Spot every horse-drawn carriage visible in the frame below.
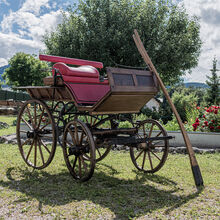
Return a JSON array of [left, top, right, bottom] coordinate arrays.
[[16, 53, 173, 182]]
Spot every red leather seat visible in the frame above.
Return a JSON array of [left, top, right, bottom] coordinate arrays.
[[53, 62, 99, 78], [52, 62, 110, 104]]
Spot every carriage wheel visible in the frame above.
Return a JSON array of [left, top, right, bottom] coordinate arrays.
[[130, 119, 169, 173], [80, 115, 114, 162], [17, 99, 57, 169], [62, 119, 96, 182]]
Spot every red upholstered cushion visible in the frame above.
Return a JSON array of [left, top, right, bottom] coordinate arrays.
[[53, 62, 99, 78], [62, 75, 109, 84], [65, 83, 110, 104]]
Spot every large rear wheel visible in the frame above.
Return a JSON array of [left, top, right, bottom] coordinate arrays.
[[17, 99, 57, 169]]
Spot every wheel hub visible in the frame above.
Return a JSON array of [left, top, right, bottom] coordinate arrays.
[[69, 145, 90, 156]]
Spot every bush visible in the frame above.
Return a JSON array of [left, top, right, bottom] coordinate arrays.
[[192, 105, 220, 132]]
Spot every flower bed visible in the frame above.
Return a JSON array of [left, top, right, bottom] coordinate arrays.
[[192, 105, 220, 132]]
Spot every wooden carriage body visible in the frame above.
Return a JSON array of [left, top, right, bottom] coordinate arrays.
[[19, 55, 159, 115]]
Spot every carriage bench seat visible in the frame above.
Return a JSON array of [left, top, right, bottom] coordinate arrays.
[[43, 62, 110, 105]]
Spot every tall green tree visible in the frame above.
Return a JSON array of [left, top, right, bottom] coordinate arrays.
[[3, 52, 50, 88], [43, 0, 202, 84], [205, 57, 220, 105]]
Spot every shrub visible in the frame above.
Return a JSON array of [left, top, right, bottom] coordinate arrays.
[[192, 105, 220, 132]]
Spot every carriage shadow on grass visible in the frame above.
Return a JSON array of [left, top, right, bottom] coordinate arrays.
[[0, 165, 203, 219]]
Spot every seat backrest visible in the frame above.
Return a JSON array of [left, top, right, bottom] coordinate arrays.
[[53, 62, 99, 79]]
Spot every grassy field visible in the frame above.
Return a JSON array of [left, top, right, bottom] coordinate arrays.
[[0, 143, 219, 219], [0, 116, 16, 136]]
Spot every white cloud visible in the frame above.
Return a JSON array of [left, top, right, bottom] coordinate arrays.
[[0, 0, 63, 66], [20, 0, 50, 16], [179, 0, 220, 82], [0, 0, 9, 6], [0, 58, 8, 66]]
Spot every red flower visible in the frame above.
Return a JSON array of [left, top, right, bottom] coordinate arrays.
[[203, 115, 206, 118], [195, 118, 200, 123], [204, 121, 208, 126], [214, 109, 218, 114], [209, 126, 214, 130], [196, 106, 200, 110]]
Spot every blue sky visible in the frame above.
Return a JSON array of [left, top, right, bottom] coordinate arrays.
[[0, 0, 220, 83]]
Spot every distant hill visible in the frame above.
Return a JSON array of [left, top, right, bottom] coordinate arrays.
[[184, 82, 208, 88], [0, 65, 10, 88]]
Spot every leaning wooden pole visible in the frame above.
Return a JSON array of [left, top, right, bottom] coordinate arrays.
[[133, 29, 204, 187]]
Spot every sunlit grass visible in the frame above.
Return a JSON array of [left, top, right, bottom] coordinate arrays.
[[0, 143, 219, 219]]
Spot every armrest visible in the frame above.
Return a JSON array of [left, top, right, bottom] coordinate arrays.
[[39, 54, 103, 69]]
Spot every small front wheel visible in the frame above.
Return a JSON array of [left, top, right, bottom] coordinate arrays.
[[62, 119, 96, 182]]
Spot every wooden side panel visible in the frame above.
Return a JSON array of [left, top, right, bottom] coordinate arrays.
[[92, 93, 154, 114], [25, 86, 74, 101]]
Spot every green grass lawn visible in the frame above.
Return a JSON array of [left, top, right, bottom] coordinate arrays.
[[0, 143, 219, 219], [0, 115, 16, 136]]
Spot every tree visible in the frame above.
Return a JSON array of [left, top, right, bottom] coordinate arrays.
[[171, 88, 198, 122], [205, 57, 220, 105], [3, 53, 50, 88], [43, 0, 202, 84]]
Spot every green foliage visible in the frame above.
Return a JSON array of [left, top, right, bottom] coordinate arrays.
[[3, 53, 50, 88], [205, 57, 220, 105], [43, 0, 202, 84], [140, 107, 161, 120], [171, 87, 198, 122]]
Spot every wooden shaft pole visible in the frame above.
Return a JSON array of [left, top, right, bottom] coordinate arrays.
[[133, 29, 203, 187]]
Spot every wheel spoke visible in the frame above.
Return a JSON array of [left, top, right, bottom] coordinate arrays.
[[148, 124, 154, 138], [78, 157, 82, 178], [96, 147, 102, 158], [155, 131, 162, 137], [80, 156, 88, 173], [37, 108, 45, 129], [148, 151, 153, 170], [34, 103, 37, 128], [40, 139, 51, 154], [135, 149, 144, 160], [21, 117, 33, 130], [39, 121, 51, 131], [38, 139, 45, 165], [34, 138, 37, 167], [141, 151, 147, 169], [25, 139, 34, 161], [149, 149, 161, 161], [68, 128, 76, 144], [64, 140, 74, 147], [25, 105, 34, 128], [75, 125, 79, 144], [72, 156, 77, 169], [79, 131, 85, 145], [21, 138, 32, 148]]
